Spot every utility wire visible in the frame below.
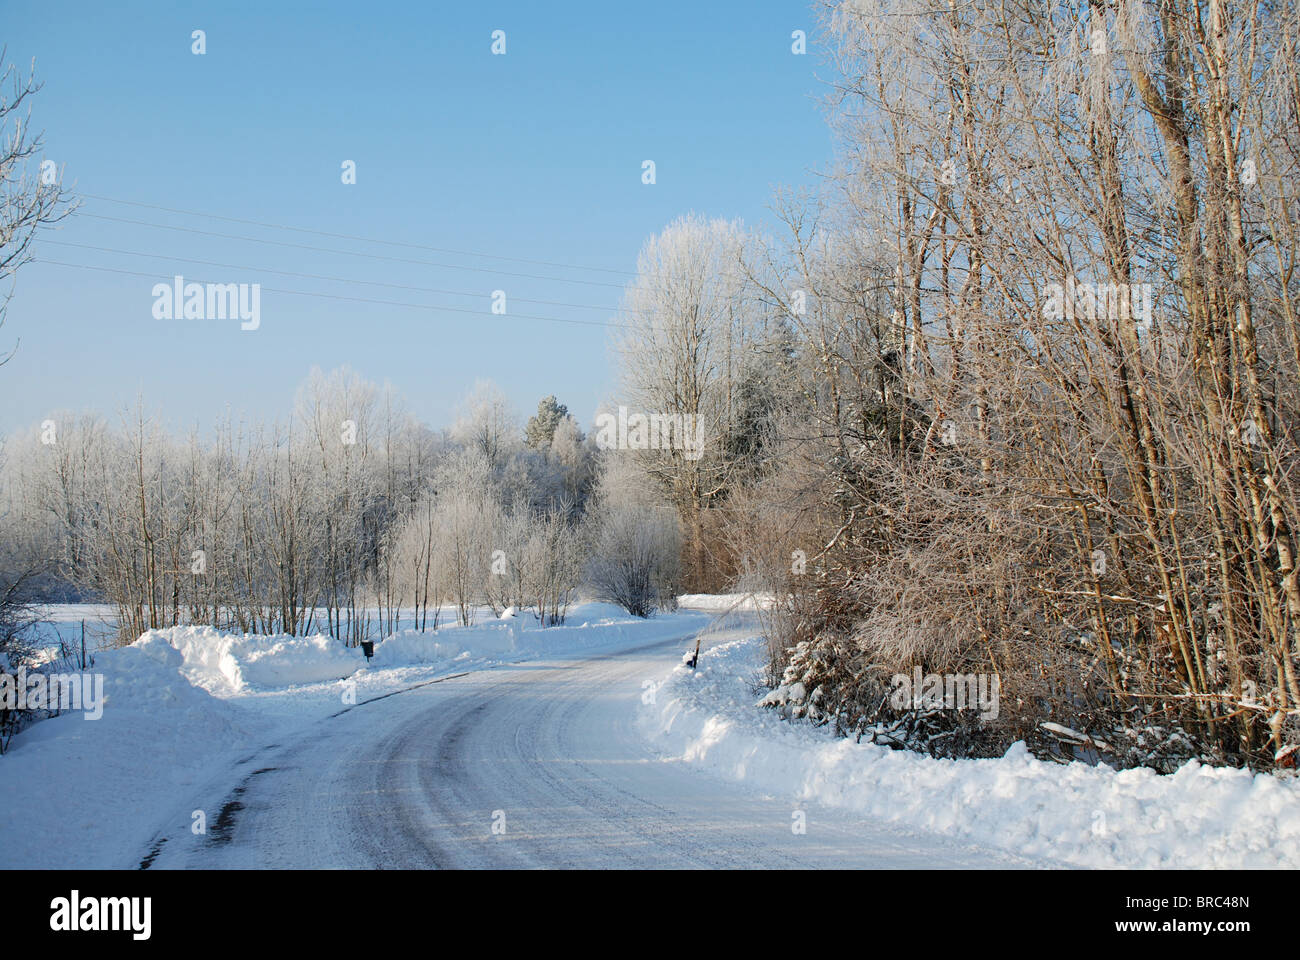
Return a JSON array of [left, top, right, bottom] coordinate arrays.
[[76, 192, 637, 277], [40, 238, 635, 315], [73, 211, 631, 289], [34, 258, 632, 330]]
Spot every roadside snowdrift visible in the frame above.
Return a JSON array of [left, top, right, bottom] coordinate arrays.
[[152, 604, 696, 692], [154, 626, 363, 694], [0, 635, 250, 868], [640, 635, 1300, 869]]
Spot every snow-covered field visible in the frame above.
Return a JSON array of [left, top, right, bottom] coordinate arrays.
[[641, 634, 1300, 869], [24, 603, 119, 659]]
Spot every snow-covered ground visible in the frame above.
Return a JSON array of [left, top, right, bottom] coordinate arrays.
[[640, 633, 1300, 869], [0, 603, 711, 868], [4, 599, 1297, 869], [24, 603, 119, 660], [677, 592, 770, 611]]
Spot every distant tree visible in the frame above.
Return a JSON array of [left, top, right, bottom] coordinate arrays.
[[525, 395, 569, 449], [548, 415, 595, 512], [583, 455, 681, 617], [452, 380, 518, 469], [584, 505, 680, 618], [431, 448, 499, 626]]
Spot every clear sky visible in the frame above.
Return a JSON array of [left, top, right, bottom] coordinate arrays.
[[1, 0, 833, 436]]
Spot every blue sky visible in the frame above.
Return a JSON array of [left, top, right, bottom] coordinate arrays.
[[2, 0, 833, 436]]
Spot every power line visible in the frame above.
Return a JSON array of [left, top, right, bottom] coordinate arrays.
[[40, 238, 634, 315], [73, 211, 631, 289], [77, 192, 638, 278], [34, 258, 632, 330]]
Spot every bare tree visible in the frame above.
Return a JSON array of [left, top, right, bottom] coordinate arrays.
[[0, 52, 73, 365]]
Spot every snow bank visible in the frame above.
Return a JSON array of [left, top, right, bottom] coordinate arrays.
[[146, 626, 363, 694], [127, 604, 703, 691], [0, 634, 249, 868], [641, 635, 1300, 869], [371, 630, 467, 665], [101, 633, 241, 714]]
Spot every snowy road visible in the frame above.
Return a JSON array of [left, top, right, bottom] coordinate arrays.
[[141, 631, 1034, 869]]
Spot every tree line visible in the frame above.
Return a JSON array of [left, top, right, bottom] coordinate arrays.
[[0, 372, 686, 650]]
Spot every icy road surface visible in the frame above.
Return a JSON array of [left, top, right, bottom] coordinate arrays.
[[141, 632, 1038, 869]]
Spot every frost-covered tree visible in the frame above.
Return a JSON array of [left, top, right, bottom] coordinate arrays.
[[583, 455, 681, 617], [584, 504, 680, 618], [386, 494, 445, 632], [451, 380, 518, 470], [525, 395, 569, 450], [430, 448, 499, 626], [611, 214, 769, 591]]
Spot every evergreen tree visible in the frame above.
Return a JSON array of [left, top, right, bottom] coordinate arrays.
[[525, 395, 569, 449]]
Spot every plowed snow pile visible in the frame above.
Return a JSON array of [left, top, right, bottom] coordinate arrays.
[[640, 635, 1300, 869], [151, 626, 364, 694], [0, 635, 250, 868]]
